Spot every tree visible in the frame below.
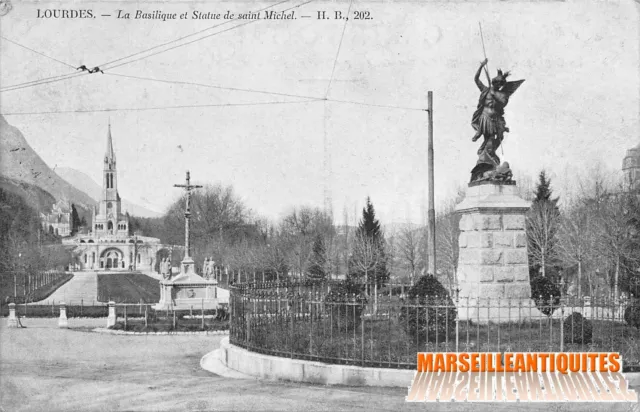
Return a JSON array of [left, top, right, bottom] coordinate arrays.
[[307, 233, 327, 281], [527, 171, 561, 279], [70, 204, 81, 235], [594, 188, 640, 300], [557, 202, 597, 297], [348, 198, 390, 313], [398, 225, 420, 286]]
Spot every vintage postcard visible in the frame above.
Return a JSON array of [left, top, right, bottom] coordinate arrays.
[[1, 0, 639, 411]]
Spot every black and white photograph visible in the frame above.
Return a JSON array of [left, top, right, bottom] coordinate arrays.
[[1, 0, 639, 410]]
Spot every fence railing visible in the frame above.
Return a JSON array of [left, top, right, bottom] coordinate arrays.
[[229, 281, 640, 370]]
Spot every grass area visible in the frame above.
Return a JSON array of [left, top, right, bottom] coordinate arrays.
[[97, 272, 160, 303], [1, 272, 73, 305], [240, 316, 640, 369], [110, 308, 229, 332]]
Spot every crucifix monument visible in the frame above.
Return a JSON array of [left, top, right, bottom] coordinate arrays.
[[154, 171, 219, 310]]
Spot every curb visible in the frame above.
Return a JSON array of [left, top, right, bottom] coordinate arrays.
[[201, 348, 256, 380], [92, 328, 229, 336]]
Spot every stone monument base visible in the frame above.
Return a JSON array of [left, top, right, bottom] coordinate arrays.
[[455, 181, 543, 323], [154, 257, 219, 311]]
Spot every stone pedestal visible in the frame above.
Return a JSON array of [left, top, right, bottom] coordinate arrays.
[[455, 182, 543, 322], [58, 302, 68, 328], [107, 301, 116, 327], [7, 303, 18, 328], [154, 257, 219, 311]]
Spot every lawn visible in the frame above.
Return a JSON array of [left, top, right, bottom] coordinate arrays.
[[97, 272, 160, 303]]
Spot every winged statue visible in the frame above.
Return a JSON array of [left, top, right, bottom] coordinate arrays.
[[469, 58, 524, 183]]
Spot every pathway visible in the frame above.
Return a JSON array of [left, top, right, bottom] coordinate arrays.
[[1, 318, 639, 412], [32, 271, 98, 305]]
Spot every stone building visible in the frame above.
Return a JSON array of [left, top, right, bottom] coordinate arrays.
[[63, 123, 164, 271], [623, 141, 640, 191], [40, 200, 72, 237]]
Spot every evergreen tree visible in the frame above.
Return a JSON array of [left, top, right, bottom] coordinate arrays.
[[349, 197, 390, 289], [70, 204, 81, 235], [307, 233, 327, 281], [533, 170, 559, 206], [527, 170, 561, 279]]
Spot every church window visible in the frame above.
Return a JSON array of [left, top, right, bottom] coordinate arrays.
[[137, 253, 141, 263], [84, 254, 87, 263]]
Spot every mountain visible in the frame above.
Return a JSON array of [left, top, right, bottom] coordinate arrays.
[[55, 167, 162, 218], [0, 115, 96, 213]]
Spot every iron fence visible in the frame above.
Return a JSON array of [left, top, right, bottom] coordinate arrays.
[[229, 281, 640, 370]]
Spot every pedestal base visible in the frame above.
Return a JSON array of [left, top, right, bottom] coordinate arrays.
[[154, 258, 219, 311], [455, 182, 543, 323]]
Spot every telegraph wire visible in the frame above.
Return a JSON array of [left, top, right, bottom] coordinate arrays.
[[325, 0, 354, 99], [1, 36, 77, 69], [105, 72, 325, 102], [0, 99, 321, 115], [101, 0, 314, 71], [1, 72, 87, 93], [1, 72, 79, 91], [106, 72, 425, 112], [97, 0, 293, 69]]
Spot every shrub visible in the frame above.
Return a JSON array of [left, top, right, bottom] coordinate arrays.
[[530, 276, 561, 316], [324, 278, 366, 328], [398, 275, 457, 344], [624, 302, 640, 328], [563, 312, 592, 344]]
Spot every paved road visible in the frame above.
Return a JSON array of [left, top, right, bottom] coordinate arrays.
[[32, 272, 98, 305], [1, 318, 639, 412]]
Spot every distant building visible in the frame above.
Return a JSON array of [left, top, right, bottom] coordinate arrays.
[[623, 141, 640, 191], [64, 123, 167, 272], [40, 200, 72, 237]]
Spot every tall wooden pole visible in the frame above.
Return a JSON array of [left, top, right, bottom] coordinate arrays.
[[427, 91, 437, 276]]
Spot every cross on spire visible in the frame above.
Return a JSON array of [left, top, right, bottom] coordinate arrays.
[[174, 171, 202, 260]]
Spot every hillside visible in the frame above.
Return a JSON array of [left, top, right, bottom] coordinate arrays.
[[0, 115, 96, 212], [0, 175, 57, 214], [56, 167, 161, 218]]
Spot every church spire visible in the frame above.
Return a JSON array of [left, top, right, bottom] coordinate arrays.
[[105, 119, 116, 162]]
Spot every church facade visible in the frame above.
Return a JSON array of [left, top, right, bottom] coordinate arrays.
[[63, 124, 165, 272], [41, 200, 72, 237]]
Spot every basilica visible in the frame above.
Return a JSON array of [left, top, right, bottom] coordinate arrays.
[[63, 124, 165, 271]]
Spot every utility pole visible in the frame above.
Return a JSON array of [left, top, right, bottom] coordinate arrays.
[[427, 91, 436, 276]]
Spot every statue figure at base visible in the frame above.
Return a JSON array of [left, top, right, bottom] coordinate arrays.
[[470, 58, 524, 183]]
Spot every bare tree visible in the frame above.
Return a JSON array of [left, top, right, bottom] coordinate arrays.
[[557, 203, 597, 297], [435, 211, 459, 295], [594, 187, 640, 300], [527, 200, 561, 278], [351, 231, 384, 313], [398, 225, 420, 286]]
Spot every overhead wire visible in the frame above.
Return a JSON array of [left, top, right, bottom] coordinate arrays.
[[105, 72, 426, 112], [1, 72, 87, 93], [101, 0, 313, 71], [324, 0, 354, 99], [0, 99, 321, 116], [96, 0, 293, 69], [1, 36, 77, 69]]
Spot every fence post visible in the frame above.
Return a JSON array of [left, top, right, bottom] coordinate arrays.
[[107, 301, 116, 328], [58, 301, 68, 328], [201, 298, 205, 331], [8, 303, 18, 328], [173, 308, 176, 330], [81, 298, 83, 317], [144, 305, 148, 328], [124, 305, 128, 331]]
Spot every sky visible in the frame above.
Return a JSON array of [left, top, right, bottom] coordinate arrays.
[[1, 0, 639, 225]]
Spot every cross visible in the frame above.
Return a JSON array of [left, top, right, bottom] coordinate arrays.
[[174, 171, 202, 259]]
